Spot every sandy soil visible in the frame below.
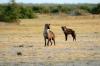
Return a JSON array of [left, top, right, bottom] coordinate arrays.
[[0, 15, 100, 66]]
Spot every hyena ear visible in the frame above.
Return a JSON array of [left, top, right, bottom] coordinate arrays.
[[61, 26, 64, 31], [61, 26, 63, 29]]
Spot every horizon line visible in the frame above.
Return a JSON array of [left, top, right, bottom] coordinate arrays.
[[0, 2, 100, 4]]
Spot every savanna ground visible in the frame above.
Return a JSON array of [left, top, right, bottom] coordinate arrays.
[[0, 14, 100, 66]]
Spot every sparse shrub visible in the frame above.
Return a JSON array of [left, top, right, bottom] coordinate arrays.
[[0, 0, 36, 22], [50, 6, 59, 14], [0, 3, 20, 22], [79, 5, 90, 12], [19, 7, 36, 19], [91, 3, 100, 14]]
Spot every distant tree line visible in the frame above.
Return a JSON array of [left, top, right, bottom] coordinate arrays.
[[32, 4, 100, 15], [0, 0, 36, 22], [0, 2, 100, 22]]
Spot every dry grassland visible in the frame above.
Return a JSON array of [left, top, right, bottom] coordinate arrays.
[[0, 14, 100, 66]]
